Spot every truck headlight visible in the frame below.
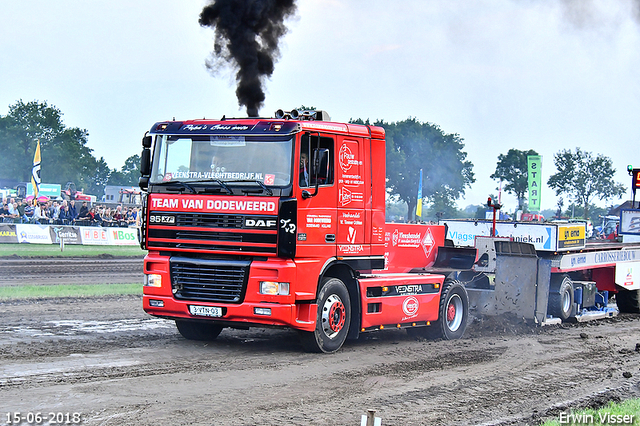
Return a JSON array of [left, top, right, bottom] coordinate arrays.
[[259, 281, 290, 295], [144, 273, 162, 287]]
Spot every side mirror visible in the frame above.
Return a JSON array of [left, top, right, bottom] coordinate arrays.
[[138, 176, 149, 190], [140, 148, 151, 177], [142, 134, 152, 148]]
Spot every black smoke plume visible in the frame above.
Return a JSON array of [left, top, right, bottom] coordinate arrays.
[[199, 0, 297, 117]]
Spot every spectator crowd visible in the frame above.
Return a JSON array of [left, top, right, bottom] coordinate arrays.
[[0, 197, 140, 228]]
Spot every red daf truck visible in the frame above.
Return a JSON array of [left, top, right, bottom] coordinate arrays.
[[138, 110, 472, 352], [139, 110, 640, 352]]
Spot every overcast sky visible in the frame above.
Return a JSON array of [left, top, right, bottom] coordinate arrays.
[[2, 0, 639, 212]]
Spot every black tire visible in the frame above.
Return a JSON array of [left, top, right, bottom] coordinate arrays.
[[548, 274, 574, 320], [299, 277, 351, 353], [407, 280, 469, 340], [616, 288, 640, 313], [175, 320, 223, 341]]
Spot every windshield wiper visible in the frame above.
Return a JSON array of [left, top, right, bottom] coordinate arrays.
[[190, 179, 234, 194], [212, 179, 233, 195], [234, 180, 274, 196], [253, 180, 273, 196], [153, 181, 196, 194]]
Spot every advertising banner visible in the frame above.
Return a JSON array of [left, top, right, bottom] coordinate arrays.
[[16, 224, 53, 244], [80, 226, 139, 246], [49, 225, 82, 245], [0, 224, 138, 246], [442, 219, 586, 252], [0, 224, 18, 243], [527, 155, 542, 212], [557, 224, 586, 249], [107, 227, 139, 245], [80, 227, 110, 245]]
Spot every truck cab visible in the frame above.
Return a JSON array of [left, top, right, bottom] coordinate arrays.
[[139, 111, 413, 352]]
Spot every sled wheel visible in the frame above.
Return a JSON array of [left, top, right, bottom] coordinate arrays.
[[548, 274, 574, 320], [299, 277, 351, 353], [175, 320, 223, 341], [407, 280, 468, 340], [616, 288, 640, 313]]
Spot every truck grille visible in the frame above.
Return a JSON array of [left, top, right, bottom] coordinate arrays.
[[170, 257, 250, 303], [174, 213, 243, 228], [147, 212, 278, 255]]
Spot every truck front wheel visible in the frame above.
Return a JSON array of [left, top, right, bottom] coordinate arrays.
[[175, 320, 223, 341], [407, 280, 469, 340], [299, 277, 351, 353]]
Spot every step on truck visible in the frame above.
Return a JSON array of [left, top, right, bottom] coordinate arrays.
[[440, 219, 640, 323], [138, 110, 476, 352]]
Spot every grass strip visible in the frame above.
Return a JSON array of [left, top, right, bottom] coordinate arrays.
[[542, 398, 640, 425], [0, 244, 145, 258], [0, 283, 141, 300]]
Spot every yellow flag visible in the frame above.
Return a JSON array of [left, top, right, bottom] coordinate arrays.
[[31, 140, 41, 204]]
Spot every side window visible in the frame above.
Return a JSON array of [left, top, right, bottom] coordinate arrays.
[[300, 134, 334, 187]]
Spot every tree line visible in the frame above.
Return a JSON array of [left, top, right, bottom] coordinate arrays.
[[0, 100, 140, 196], [0, 100, 627, 220]]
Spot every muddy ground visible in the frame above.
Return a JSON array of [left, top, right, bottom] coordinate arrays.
[[1, 270, 640, 425]]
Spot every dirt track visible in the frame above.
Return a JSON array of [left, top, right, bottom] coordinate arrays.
[[0, 257, 143, 286], [1, 288, 640, 426]]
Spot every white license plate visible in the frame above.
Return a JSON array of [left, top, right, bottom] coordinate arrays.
[[189, 305, 223, 317]]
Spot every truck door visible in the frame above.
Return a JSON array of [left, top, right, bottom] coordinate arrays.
[[296, 133, 338, 259]]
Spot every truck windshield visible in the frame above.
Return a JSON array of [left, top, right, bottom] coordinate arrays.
[[150, 135, 293, 186]]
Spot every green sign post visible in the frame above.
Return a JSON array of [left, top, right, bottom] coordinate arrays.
[[527, 155, 542, 212]]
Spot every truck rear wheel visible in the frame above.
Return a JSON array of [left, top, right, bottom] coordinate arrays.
[[175, 320, 223, 341], [407, 280, 468, 340], [616, 288, 640, 313], [299, 277, 351, 353], [548, 274, 574, 320]]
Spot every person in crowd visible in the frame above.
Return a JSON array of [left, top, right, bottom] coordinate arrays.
[[23, 200, 34, 221], [46, 201, 57, 220], [45, 200, 54, 218], [7, 198, 17, 216], [300, 151, 310, 187], [58, 203, 71, 224], [8, 202, 20, 222], [77, 201, 91, 221], [126, 207, 137, 224], [17, 199, 27, 221], [47, 201, 58, 221], [112, 205, 124, 222], [102, 207, 114, 224], [33, 202, 50, 224], [53, 201, 61, 220], [0, 202, 9, 222], [93, 207, 103, 224], [68, 200, 78, 221], [86, 207, 97, 223]]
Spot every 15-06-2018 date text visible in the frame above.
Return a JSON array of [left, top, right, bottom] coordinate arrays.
[[4, 412, 83, 424]]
